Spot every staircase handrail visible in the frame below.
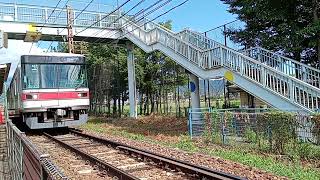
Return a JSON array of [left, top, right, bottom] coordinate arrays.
[[122, 18, 320, 93], [242, 46, 320, 72]]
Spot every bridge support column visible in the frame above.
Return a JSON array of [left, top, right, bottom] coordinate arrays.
[[189, 74, 200, 110], [127, 43, 137, 118]]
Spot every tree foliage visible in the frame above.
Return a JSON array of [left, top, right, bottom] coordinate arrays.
[[221, 0, 320, 66], [85, 20, 189, 117]]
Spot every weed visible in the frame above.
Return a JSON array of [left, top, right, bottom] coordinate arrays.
[[175, 135, 198, 152], [244, 128, 257, 143]]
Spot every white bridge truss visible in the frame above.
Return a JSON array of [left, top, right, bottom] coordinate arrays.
[[0, 3, 319, 114]]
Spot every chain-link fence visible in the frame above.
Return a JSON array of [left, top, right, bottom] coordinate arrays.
[[188, 108, 320, 154], [188, 107, 211, 137]]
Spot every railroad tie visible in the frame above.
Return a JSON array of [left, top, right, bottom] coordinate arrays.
[[117, 162, 146, 170], [90, 150, 118, 156]]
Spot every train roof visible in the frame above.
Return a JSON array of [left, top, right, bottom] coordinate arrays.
[[21, 53, 85, 64], [22, 53, 85, 57]]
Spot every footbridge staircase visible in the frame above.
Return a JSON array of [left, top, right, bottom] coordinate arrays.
[[0, 2, 319, 114], [121, 19, 320, 114]]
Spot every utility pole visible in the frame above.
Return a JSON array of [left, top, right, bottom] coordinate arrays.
[[67, 5, 74, 53], [223, 24, 227, 46]]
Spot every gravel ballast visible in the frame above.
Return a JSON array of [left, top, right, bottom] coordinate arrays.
[[80, 128, 288, 180]]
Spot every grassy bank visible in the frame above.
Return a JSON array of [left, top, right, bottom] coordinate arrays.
[[80, 117, 320, 180]]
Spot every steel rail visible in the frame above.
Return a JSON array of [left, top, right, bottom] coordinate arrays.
[[69, 129, 245, 180], [43, 132, 139, 180]]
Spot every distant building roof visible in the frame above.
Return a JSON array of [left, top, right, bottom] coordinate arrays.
[[0, 63, 10, 94]]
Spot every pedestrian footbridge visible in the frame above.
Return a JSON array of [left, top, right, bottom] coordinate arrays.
[[0, 3, 319, 114]]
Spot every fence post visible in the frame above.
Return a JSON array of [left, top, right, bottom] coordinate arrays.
[[188, 108, 193, 138], [221, 113, 227, 145]]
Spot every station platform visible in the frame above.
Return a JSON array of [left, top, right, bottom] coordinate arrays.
[[0, 125, 8, 180]]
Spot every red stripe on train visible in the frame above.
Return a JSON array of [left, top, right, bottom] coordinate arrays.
[[22, 92, 89, 101]]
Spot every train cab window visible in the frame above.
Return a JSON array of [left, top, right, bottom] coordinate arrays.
[[57, 65, 87, 88], [40, 64, 56, 88], [23, 64, 40, 89], [22, 63, 87, 89]]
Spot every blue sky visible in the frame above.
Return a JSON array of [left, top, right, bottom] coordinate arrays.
[[1, 0, 239, 49], [2, 0, 237, 30], [0, 0, 240, 86]]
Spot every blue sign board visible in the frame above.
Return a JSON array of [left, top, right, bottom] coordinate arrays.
[[190, 82, 196, 92]]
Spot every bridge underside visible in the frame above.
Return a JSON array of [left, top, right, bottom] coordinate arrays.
[[0, 22, 126, 44], [7, 32, 128, 44]]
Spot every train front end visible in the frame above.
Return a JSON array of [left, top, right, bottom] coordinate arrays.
[[21, 54, 89, 129]]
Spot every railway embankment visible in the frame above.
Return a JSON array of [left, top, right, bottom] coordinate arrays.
[[79, 116, 320, 180]]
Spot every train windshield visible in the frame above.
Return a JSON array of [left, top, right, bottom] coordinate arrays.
[[23, 64, 87, 89]]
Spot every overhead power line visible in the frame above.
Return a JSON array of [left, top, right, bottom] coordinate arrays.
[[58, 0, 95, 35], [92, 0, 171, 43], [83, 0, 147, 43], [45, 0, 73, 52], [40, 0, 63, 31], [74, 0, 133, 36], [102, 0, 190, 45], [202, 19, 239, 34], [30, 0, 64, 53], [98, 0, 172, 43], [46, 0, 94, 52]]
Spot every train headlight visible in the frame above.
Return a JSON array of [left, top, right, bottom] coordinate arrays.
[[24, 94, 38, 100], [32, 94, 38, 99], [78, 92, 88, 98]]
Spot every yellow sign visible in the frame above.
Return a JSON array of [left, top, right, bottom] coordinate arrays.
[[24, 31, 42, 42], [224, 71, 234, 81], [27, 24, 37, 32]]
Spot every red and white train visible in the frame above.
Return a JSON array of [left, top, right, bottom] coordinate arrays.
[[7, 53, 89, 129]]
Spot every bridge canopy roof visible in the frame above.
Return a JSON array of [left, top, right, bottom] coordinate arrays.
[[0, 63, 10, 94]]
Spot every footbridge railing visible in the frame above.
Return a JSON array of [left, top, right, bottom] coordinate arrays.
[[175, 29, 320, 91], [242, 47, 320, 89], [122, 19, 320, 112], [0, 3, 119, 28]]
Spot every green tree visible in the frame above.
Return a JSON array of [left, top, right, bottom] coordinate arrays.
[[221, 0, 320, 66], [86, 20, 189, 117], [134, 20, 188, 116], [55, 42, 68, 53]]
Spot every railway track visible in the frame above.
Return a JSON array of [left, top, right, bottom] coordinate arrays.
[[30, 129, 245, 180]]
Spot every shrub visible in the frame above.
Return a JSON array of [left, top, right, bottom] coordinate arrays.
[[244, 128, 257, 143], [257, 111, 297, 154], [311, 114, 320, 145], [297, 142, 320, 160]]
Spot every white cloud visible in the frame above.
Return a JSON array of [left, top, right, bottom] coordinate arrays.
[[0, 40, 45, 86]]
